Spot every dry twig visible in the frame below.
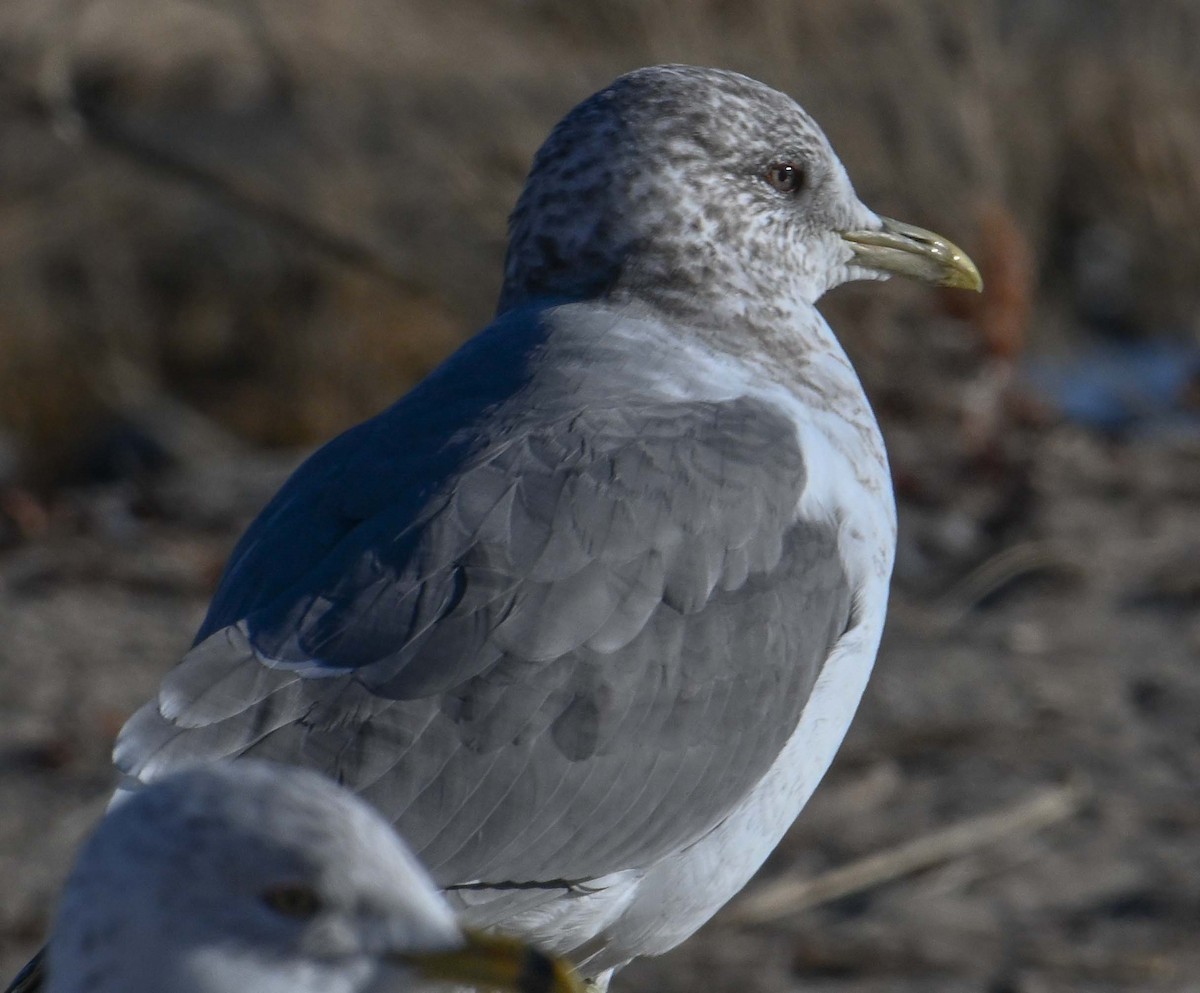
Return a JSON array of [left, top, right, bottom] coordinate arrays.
[[727, 781, 1086, 926]]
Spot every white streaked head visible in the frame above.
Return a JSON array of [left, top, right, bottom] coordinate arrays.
[[499, 65, 980, 324]]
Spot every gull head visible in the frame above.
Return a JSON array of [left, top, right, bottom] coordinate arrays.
[[500, 64, 980, 320], [44, 763, 582, 993]]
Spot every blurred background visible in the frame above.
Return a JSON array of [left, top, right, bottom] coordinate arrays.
[[1, 1, 1198, 990]]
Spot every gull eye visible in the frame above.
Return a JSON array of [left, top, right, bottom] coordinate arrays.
[[261, 883, 323, 920], [764, 161, 804, 194]]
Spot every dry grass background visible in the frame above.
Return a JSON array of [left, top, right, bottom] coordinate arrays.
[[1, 3, 1200, 992], [0, 0, 1197, 480]]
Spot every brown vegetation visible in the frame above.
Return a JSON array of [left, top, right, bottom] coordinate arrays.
[[0, 0, 1198, 479]]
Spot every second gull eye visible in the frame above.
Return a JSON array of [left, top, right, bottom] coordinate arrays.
[[261, 883, 323, 920]]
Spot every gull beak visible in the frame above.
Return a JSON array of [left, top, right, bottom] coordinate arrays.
[[841, 216, 983, 292], [398, 929, 586, 993]]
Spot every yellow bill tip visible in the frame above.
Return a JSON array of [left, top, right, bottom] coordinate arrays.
[[842, 216, 983, 292]]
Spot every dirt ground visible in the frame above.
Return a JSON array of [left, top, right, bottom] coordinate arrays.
[[1, 413, 1197, 993]]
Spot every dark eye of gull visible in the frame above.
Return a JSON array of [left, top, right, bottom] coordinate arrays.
[[764, 161, 804, 194], [261, 883, 323, 920]]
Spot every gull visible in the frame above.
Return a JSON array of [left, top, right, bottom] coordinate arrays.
[[16, 762, 582, 993], [106, 64, 980, 986]]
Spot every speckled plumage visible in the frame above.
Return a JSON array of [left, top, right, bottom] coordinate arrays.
[[110, 65, 906, 984], [501, 66, 880, 332]]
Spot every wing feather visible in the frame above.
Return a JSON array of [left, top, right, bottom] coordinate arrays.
[[116, 316, 852, 889]]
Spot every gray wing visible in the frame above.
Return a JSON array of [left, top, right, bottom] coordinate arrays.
[[117, 340, 851, 888]]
